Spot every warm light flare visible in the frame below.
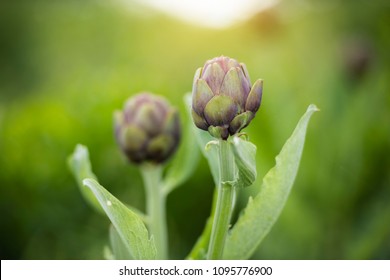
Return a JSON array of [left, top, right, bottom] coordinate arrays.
[[132, 0, 278, 28]]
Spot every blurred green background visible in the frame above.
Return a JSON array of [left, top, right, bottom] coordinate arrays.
[[1, 0, 389, 259]]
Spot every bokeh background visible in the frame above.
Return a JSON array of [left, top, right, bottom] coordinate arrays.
[[1, 0, 389, 259]]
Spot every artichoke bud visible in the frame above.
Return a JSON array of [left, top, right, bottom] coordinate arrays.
[[191, 56, 263, 140], [114, 93, 181, 164]]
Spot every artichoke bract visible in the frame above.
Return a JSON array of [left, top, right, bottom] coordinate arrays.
[[191, 56, 263, 140], [114, 93, 181, 164]]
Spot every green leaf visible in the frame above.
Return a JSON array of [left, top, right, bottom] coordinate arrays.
[[203, 140, 220, 184], [67, 144, 103, 214], [68, 144, 148, 223], [103, 246, 114, 260], [231, 136, 257, 188], [184, 94, 220, 185], [163, 109, 200, 195], [109, 224, 133, 260], [83, 178, 157, 260], [223, 104, 319, 259]]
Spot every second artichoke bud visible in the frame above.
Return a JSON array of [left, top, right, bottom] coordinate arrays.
[[191, 56, 263, 140], [114, 93, 181, 164]]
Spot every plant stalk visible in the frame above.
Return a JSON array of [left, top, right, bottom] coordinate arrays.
[[141, 164, 168, 259], [207, 139, 236, 259]]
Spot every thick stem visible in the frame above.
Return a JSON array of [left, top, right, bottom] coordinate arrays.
[[140, 164, 168, 259], [207, 139, 236, 260]]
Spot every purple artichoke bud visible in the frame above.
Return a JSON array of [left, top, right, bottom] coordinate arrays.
[[191, 56, 263, 140], [114, 93, 181, 164]]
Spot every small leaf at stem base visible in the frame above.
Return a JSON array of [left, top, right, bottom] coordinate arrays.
[[231, 136, 257, 188]]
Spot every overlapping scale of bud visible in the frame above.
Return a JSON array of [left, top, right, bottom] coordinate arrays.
[[191, 56, 263, 140], [114, 93, 181, 164]]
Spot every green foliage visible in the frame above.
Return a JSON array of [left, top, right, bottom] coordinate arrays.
[[186, 91, 317, 259], [68, 144, 148, 223], [231, 136, 257, 189], [83, 178, 156, 260], [187, 104, 317, 259], [224, 105, 318, 259], [67, 109, 200, 259], [109, 225, 133, 260], [1, 0, 389, 260], [67, 144, 102, 214]]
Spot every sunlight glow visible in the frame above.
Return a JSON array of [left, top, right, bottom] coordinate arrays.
[[133, 0, 278, 28]]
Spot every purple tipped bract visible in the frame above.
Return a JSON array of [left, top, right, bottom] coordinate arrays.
[[191, 56, 263, 139], [114, 93, 181, 164]]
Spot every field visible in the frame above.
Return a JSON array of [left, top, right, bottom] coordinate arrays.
[[1, 0, 389, 259]]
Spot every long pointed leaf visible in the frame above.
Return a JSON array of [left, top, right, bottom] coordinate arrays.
[[223, 104, 318, 259], [68, 144, 148, 223], [83, 178, 156, 260], [67, 144, 103, 213]]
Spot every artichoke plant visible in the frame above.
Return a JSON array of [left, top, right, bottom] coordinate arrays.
[[114, 93, 181, 164], [192, 56, 263, 139]]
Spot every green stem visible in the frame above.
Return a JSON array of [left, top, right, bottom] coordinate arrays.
[[140, 164, 168, 259], [186, 188, 218, 259], [207, 139, 236, 260]]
